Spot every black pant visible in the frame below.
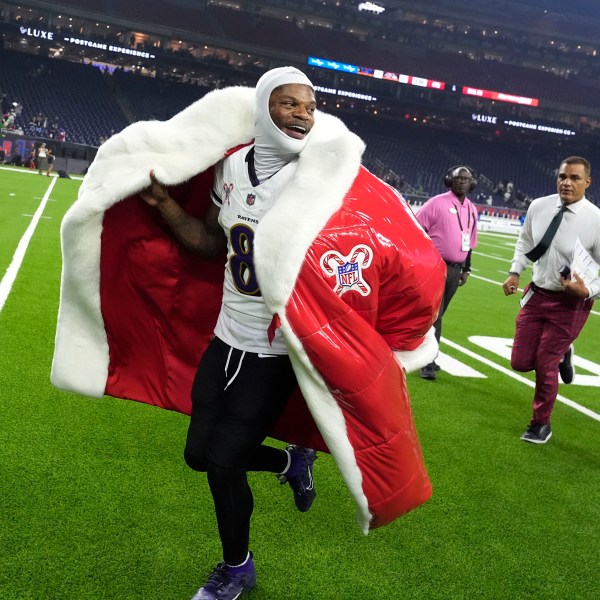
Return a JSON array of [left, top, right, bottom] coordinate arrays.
[[184, 336, 298, 564], [433, 263, 463, 343]]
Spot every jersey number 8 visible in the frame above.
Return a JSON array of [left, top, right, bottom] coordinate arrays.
[[229, 224, 261, 296]]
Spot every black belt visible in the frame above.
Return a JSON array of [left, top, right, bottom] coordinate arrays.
[[444, 261, 464, 268], [531, 282, 562, 295]]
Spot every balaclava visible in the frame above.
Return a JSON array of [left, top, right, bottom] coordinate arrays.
[[253, 66, 314, 181]]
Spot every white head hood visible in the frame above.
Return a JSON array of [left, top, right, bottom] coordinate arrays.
[[253, 66, 314, 181]]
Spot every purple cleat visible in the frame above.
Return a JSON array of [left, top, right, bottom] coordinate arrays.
[[278, 444, 317, 512], [191, 556, 256, 600]]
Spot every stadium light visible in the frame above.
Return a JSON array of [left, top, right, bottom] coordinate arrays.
[[358, 2, 385, 14]]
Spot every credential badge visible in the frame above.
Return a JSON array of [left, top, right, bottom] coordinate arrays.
[[320, 244, 373, 296]]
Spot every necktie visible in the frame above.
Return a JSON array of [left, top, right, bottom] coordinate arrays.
[[525, 204, 568, 262]]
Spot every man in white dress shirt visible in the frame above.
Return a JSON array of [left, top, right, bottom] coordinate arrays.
[[503, 156, 600, 444]]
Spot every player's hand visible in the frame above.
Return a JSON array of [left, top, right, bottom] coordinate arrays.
[[139, 170, 171, 206], [502, 274, 519, 296], [458, 271, 469, 287], [561, 271, 589, 298]]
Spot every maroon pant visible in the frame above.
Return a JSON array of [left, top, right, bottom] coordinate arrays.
[[511, 284, 592, 425]]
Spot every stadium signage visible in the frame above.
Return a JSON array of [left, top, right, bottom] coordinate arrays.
[[471, 113, 576, 136], [360, 68, 444, 89], [503, 119, 576, 136], [308, 57, 358, 73], [19, 26, 54, 40], [471, 113, 497, 124], [64, 36, 155, 59], [308, 56, 445, 90], [308, 55, 550, 107], [463, 86, 539, 107], [314, 85, 376, 101]]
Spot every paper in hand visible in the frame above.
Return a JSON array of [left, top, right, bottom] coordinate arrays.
[[571, 238, 600, 287]]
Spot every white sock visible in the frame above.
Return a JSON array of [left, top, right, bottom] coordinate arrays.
[[279, 449, 292, 475], [226, 552, 251, 569]]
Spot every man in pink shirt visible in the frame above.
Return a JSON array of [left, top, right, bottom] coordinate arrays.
[[416, 166, 479, 379]]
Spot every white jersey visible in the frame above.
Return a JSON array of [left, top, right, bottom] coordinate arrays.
[[211, 146, 296, 354]]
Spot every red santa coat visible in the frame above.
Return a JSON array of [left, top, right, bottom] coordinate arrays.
[[51, 86, 445, 533]]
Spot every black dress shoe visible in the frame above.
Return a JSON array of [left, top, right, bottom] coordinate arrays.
[[420, 363, 436, 380], [559, 345, 575, 384], [520, 422, 552, 444]]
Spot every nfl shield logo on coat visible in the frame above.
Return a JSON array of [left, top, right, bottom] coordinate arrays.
[[320, 244, 373, 297], [338, 262, 359, 287]]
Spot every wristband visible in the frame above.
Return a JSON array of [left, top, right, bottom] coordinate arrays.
[[508, 271, 520, 277]]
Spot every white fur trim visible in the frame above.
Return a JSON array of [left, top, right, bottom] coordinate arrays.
[[51, 211, 108, 397], [252, 110, 370, 532], [281, 317, 372, 534], [393, 326, 439, 373], [254, 111, 365, 312], [52, 86, 256, 395]]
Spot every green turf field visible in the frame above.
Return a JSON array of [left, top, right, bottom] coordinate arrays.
[[1, 165, 599, 599]]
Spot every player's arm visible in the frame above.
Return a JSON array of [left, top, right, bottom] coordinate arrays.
[[140, 170, 226, 258]]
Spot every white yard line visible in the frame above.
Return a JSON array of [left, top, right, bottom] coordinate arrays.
[[0, 177, 57, 313], [478, 231, 520, 240], [473, 250, 511, 261], [0, 166, 43, 176], [470, 273, 600, 317], [0, 165, 84, 180], [441, 336, 600, 423]]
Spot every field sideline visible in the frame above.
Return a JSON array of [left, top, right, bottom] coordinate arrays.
[[1, 165, 599, 600]]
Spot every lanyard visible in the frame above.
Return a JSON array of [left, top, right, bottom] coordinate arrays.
[[452, 201, 472, 232]]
